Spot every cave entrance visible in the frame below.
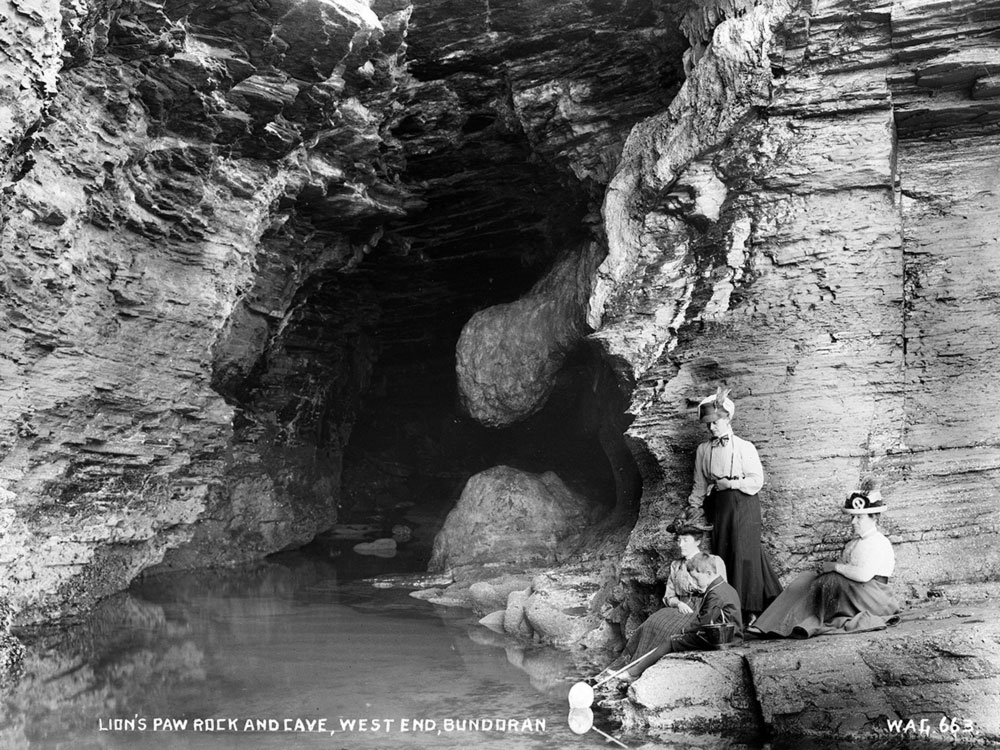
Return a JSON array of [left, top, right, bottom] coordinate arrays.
[[207, 0, 689, 573], [334, 336, 640, 571]]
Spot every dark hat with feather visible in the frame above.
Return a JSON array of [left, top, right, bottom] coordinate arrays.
[[843, 475, 886, 514], [698, 386, 735, 423], [665, 510, 713, 534]]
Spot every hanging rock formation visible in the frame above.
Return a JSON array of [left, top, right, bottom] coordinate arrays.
[[455, 243, 600, 427]]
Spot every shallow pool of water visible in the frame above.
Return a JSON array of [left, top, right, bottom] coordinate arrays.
[[3, 546, 971, 750], [1, 548, 613, 750]]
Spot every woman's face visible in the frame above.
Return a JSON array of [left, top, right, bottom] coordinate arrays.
[[677, 534, 700, 558], [851, 513, 875, 536], [707, 416, 731, 438]]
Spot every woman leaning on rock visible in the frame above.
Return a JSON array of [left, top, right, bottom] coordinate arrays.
[[685, 387, 782, 621], [596, 517, 726, 682], [749, 477, 900, 638]]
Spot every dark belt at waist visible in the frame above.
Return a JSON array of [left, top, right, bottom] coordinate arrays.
[[873, 575, 890, 584]]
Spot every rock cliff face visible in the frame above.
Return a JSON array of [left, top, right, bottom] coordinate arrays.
[[0, 0, 997, 680], [1, 0, 414, 623], [0, 0, 676, 627], [594, 0, 1000, 625]]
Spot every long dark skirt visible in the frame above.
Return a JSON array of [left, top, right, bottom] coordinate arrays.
[[611, 605, 697, 676], [623, 606, 696, 660], [752, 570, 900, 638], [706, 489, 782, 612]]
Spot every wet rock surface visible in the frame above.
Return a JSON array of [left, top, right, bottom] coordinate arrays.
[[614, 597, 1000, 744]]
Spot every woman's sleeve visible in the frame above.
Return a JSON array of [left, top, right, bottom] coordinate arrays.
[[662, 561, 682, 607], [735, 439, 764, 495], [687, 442, 709, 507], [835, 537, 883, 582]]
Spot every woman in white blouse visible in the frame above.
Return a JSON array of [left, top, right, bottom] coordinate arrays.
[[687, 387, 781, 619], [749, 479, 900, 638]]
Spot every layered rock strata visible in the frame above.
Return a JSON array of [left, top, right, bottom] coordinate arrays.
[[0, 0, 417, 623], [593, 0, 1000, 634], [0, 3, 996, 723], [0, 0, 684, 633]]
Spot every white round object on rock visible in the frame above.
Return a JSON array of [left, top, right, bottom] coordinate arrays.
[[567, 681, 594, 709]]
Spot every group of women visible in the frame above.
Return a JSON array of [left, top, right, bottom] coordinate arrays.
[[605, 387, 901, 680]]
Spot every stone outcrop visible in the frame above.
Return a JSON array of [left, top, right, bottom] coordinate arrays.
[[592, 0, 1000, 622], [0, 0, 418, 624], [519, 564, 620, 649], [455, 242, 600, 427], [429, 465, 594, 571], [614, 600, 1000, 744], [622, 650, 756, 736]]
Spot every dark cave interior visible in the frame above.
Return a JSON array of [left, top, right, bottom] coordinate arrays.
[[188, 0, 691, 566]]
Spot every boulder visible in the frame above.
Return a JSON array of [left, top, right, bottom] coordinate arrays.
[[353, 538, 397, 557], [477, 610, 506, 634], [455, 247, 599, 427], [428, 466, 593, 571], [522, 568, 611, 648], [613, 601, 1000, 744], [503, 588, 535, 639], [623, 651, 759, 737], [467, 574, 534, 616]]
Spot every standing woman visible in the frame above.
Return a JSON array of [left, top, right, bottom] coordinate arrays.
[[687, 387, 782, 620]]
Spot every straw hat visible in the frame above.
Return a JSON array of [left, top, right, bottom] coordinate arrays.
[[842, 475, 886, 514]]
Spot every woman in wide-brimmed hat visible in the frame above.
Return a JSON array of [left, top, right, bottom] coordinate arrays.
[[597, 516, 726, 680], [686, 387, 782, 620], [749, 477, 901, 638]]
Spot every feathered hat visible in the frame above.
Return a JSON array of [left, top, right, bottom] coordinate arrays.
[[843, 475, 886, 514], [698, 386, 735, 423], [665, 512, 713, 534]]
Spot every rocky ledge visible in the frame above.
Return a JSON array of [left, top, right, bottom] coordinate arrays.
[[610, 594, 1000, 746]]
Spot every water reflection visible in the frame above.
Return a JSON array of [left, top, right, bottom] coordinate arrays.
[[1, 552, 591, 750], [2, 553, 966, 750]]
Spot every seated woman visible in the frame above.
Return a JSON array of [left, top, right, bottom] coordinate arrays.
[[598, 517, 726, 679], [750, 478, 900, 638]]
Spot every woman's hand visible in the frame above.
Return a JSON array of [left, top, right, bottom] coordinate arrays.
[[818, 561, 837, 574], [677, 602, 694, 614], [714, 477, 734, 491]]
